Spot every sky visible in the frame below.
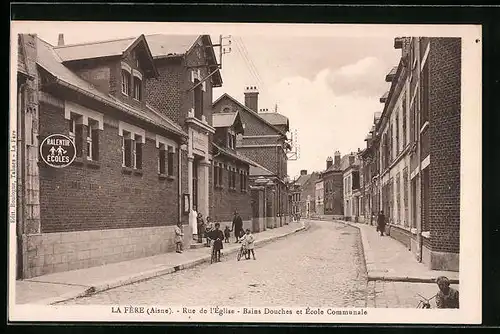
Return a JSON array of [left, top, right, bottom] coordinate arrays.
[[25, 22, 405, 179]]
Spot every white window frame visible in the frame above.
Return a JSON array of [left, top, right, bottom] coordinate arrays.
[[86, 120, 94, 161], [122, 131, 133, 168], [133, 133, 143, 169], [158, 143, 166, 174]]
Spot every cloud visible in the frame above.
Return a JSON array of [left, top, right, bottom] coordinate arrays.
[[268, 65, 383, 178], [325, 57, 392, 97]]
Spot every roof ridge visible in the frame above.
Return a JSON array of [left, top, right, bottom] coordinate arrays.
[[54, 35, 137, 49]]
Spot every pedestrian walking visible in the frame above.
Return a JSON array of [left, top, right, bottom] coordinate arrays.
[[196, 212, 205, 243], [377, 210, 386, 236], [174, 222, 184, 253], [208, 222, 224, 262], [232, 210, 243, 243], [436, 276, 459, 309]]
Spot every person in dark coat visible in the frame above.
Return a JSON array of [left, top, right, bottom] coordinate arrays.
[[209, 223, 224, 262], [377, 210, 386, 236], [232, 211, 243, 243]]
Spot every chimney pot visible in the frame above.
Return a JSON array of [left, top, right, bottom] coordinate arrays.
[[244, 85, 259, 112], [300, 169, 307, 175], [58, 33, 65, 46]]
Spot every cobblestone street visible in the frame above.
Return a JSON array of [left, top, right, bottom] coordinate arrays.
[[61, 221, 368, 307]]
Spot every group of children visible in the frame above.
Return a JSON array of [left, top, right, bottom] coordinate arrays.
[[175, 217, 256, 262]]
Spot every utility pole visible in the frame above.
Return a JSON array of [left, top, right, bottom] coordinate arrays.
[[214, 34, 232, 71]]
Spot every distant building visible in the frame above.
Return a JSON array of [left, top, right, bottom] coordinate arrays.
[[342, 153, 361, 222], [320, 152, 344, 219], [315, 179, 324, 216]]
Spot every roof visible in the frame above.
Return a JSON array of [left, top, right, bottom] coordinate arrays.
[[259, 112, 289, 126], [249, 160, 274, 177], [54, 37, 137, 62], [296, 174, 312, 187], [212, 143, 256, 167], [213, 93, 287, 137], [212, 112, 237, 128], [144, 34, 200, 58], [37, 37, 186, 138]]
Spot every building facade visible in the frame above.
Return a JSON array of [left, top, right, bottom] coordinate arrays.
[[360, 37, 461, 271], [342, 153, 360, 222], [213, 89, 291, 229], [211, 111, 253, 228], [320, 153, 344, 219], [16, 34, 196, 279], [314, 179, 324, 216]]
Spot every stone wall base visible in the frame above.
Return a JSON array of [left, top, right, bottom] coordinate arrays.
[[423, 245, 459, 272], [22, 224, 193, 279]]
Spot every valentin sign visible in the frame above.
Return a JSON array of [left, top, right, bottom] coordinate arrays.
[[39, 134, 76, 168]]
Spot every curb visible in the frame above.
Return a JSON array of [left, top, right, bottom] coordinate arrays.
[[334, 220, 460, 285], [49, 223, 309, 305]]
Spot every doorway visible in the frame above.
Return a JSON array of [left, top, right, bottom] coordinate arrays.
[[192, 159, 199, 212]]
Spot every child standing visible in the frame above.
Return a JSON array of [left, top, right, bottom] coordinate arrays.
[[174, 222, 184, 253], [209, 223, 224, 262], [205, 217, 214, 247], [243, 229, 256, 260], [224, 226, 231, 243]]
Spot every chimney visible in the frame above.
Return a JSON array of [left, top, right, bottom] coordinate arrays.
[[244, 86, 259, 112], [326, 156, 333, 170], [334, 151, 341, 167], [349, 154, 355, 166], [300, 170, 307, 176], [58, 33, 65, 46]]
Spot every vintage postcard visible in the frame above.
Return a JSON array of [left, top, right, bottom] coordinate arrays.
[[9, 21, 482, 324]]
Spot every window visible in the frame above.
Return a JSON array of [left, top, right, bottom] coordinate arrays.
[[219, 164, 224, 187], [396, 173, 401, 224], [232, 168, 236, 189], [240, 171, 247, 192], [134, 134, 143, 169], [69, 113, 84, 158], [158, 144, 166, 174], [402, 96, 407, 148], [122, 131, 133, 168], [194, 78, 203, 120], [214, 164, 219, 187], [121, 70, 131, 96], [133, 77, 142, 101], [167, 146, 174, 176], [395, 113, 399, 156], [420, 60, 429, 124], [403, 167, 409, 227], [410, 102, 416, 143], [87, 119, 99, 161], [227, 132, 236, 149]]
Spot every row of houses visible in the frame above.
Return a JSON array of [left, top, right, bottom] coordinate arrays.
[[15, 33, 291, 279], [289, 36, 461, 272]]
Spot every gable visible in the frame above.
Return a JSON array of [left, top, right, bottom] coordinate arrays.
[[213, 95, 284, 136]]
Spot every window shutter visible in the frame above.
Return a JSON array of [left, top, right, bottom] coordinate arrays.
[[135, 141, 142, 169], [75, 124, 83, 157], [91, 128, 99, 161]]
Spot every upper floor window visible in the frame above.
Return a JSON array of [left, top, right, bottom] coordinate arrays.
[[121, 70, 131, 96], [191, 69, 206, 120], [227, 131, 236, 149], [133, 78, 142, 101]]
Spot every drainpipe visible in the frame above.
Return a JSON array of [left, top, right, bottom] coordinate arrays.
[[178, 143, 183, 223], [415, 37, 424, 263]]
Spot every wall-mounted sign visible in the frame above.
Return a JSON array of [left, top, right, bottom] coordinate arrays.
[[192, 131, 208, 155], [39, 134, 76, 168]]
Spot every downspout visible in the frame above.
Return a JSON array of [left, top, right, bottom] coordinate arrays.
[[178, 141, 183, 224], [416, 37, 423, 263]]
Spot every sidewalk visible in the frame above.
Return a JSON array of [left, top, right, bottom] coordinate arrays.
[[339, 220, 459, 284], [15, 221, 309, 305]]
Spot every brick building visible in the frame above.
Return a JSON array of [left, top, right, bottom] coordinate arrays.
[[142, 34, 223, 237], [359, 37, 461, 271], [319, 153, 344, 219], [213, 88, 291, 229], [289, 170, 319, 219], [211, 111, 253, 230], [342, 153, 360, 222], [16, 34, 194, 279], [314, 179, 324, 216]]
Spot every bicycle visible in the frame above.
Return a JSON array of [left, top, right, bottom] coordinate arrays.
[[237, 243, 248, 261], [416, 293, 436, 308]]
